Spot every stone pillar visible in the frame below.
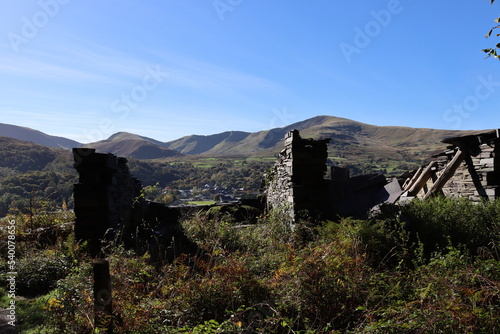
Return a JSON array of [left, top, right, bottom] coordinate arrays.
[[264, 130, 330, 221], [73, 148, 142, 257], [290, 131, 330, 216]]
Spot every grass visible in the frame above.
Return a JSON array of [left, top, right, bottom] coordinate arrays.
[[190, 156, 277, 168], [186, 200, 217, 205]]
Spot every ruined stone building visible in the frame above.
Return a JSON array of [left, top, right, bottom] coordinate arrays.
[[73, 148, 196, 259], [401, 130, 500, 201], [264, 130, 402, 220], [265, 129, 500, 221], [264, 130, 330, 220], [72, 129, 500, 258]]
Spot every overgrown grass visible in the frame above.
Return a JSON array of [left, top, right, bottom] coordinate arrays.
[[186, 200, 217, 206], [4, 197, 500, 333]]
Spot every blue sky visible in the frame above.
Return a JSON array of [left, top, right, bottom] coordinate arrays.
[[1, 0, 499, 143]]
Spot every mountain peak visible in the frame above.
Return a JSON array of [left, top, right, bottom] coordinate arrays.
[[107, 132, 144, 141]]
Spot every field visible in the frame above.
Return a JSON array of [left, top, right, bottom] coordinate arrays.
[[186, 200, 217, 206]]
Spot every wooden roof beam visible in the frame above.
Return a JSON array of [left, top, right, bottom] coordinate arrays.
[[423, 149, 466, 200], [407, 161, 437, 196]]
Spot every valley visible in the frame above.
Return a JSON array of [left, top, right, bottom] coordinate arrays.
[[0, 115, 487, 216]]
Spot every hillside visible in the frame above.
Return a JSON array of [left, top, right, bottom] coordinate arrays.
[[83, 115, 479, 161], [165, 131, 251, 155], [1, 115, 485, 169], [106, 132, 172, 148], [0, 123, 81, 149], [83, 137, 183, 160], [163, 115, 479, 160], [0, 116, 491, 216], [0, 136, 77, 215], [0, 136, 61, 174]]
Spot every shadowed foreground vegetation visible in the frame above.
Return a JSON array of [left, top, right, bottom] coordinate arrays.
[[1, 197, 499, 333]]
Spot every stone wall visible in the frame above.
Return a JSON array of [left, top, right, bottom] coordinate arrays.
[[408, 131, 500, 202], [73, 148, 142, 256], [264, 130, 330, 220], [73, 148, 201, 261], [431, 142, 500, 201]]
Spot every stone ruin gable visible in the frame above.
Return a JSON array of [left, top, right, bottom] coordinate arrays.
[[73, 148, 200, 261], [401, 130, 500, 202], [264, 130, 330, 220], [73, 148, 143, 256]]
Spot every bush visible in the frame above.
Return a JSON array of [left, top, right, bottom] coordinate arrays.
[[401, 197, 500, 258], [353, 247, 500, 333], [181, 211, 246, 254], [16, 250, 74, 297], [44, 263, 94, 333], [161, 256, 270, 327], [17, 293, 56, 333]]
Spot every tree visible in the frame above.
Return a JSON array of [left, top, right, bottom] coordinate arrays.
[[483, 0, 500, 59]]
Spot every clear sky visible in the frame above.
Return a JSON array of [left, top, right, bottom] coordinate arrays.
[[1, 0, 499, 143]]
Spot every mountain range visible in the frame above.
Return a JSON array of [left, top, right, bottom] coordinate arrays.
[[0, 116, 485, 162]]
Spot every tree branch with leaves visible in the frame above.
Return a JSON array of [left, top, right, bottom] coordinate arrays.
[[483, 0, 500, 59]]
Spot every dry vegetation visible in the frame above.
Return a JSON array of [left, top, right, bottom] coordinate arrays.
[[1, 197, 499, 333]]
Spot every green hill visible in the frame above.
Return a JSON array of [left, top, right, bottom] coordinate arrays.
[[0, 136, 60, 174], [0, 136, 76, 215], [83, 138, 183, 160]]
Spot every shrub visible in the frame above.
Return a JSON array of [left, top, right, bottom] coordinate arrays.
[[181, 211, 245, 254], [16, 250, 74, 297], [158, 254, 270, 328], [45, 263, 94, 333], [401, 197, 500, 258], [17, 293, 59, 333], [269, 220, 371, 331], [354, 247, 500, 333]]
